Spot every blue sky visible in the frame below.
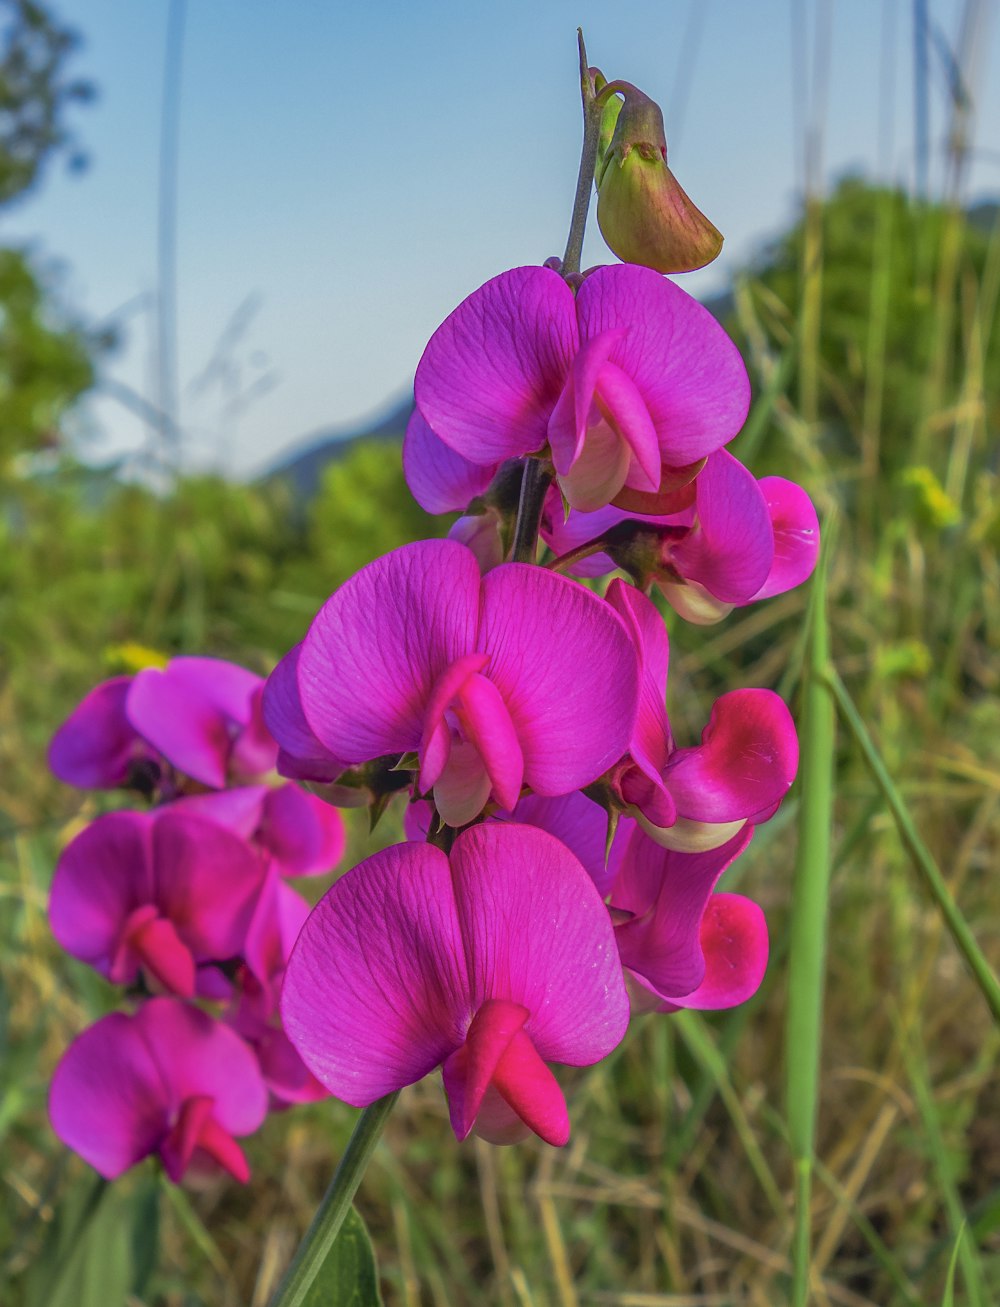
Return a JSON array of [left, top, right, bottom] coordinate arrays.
[[6, 0, 1000, 477]]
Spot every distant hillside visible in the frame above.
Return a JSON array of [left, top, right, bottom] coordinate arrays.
[[262, 392, 413, 500]]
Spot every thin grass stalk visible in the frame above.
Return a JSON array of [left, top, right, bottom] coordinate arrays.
[[824, 668, 1000, 1026], [785, 533, 836, 1307]]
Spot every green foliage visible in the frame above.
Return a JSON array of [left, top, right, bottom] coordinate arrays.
[[299, 1207, 383, 1307], [0, 0, 94, 207]]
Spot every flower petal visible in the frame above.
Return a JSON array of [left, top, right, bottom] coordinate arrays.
[[748, 478, 820, 601], [478, 565, 638, 795], [127, 668, 231, 788], [415, 266, 578, 465], [48, 677, 149, 789], [669, 451, 773, 602], [605, 580, 671, 779], [404, 409, 498, 514], [262, 644, 347, 783], [299, 540, 482, 762], [656, 893, 769, 1010], [282, 842, 471, 1105], [575, 264, 750, 464]]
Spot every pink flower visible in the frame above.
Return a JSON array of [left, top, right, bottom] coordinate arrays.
[[168, 782, 346, 879], [282, 824, 630, 1146], [49, 657, 279, 792], [609, 827, 768, 1012], [49, 998, 268, 1183], [266, 539, 639, 827], [607, 581, 798, 849], [49, 809, 268, 998], [541, 452, 820, 623], [411, 264, 749, 512]]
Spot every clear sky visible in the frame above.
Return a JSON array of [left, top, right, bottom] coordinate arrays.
[[5, 0, 1000, 477]]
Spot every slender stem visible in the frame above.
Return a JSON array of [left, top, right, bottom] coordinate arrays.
[[510, 459, 553, 563], [561, 29, 602, 278], [825, 666, 1000, 1026], [546, 537, 607, 572], [270, 1092, 399, 1307]]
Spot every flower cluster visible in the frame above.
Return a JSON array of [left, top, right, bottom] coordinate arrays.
[[47, 656, 346, 1184], [260, 256, 817, 1148]]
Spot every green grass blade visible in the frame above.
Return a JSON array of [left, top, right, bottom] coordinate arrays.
[[825, 668, 1000, 1026], [941, 1222, 966, 1307], [785, 530, 837, 1307]]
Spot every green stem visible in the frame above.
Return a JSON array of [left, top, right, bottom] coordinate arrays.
[[825, 666, 1000, 1026], [561, 29, 602, 278], [510, 458, 553, 563], [270, 1092, 399, 1307], [545, 537, 606, 572]]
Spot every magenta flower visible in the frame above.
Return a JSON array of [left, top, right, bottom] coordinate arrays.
[[169, 782, 346, 879], [608, 827, 768, 1013], [49, 998, 268, 1183], [49, 809, 268, 998], [267, 539, 639, 826], [541, 452, 820, 623], [49, 657, 279, 792], [412, 263, 750, 512], [607, 580, 798, 850], [282, 824, 630, 1146]]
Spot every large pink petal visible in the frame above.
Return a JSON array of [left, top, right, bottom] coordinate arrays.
[[49, 1011, 170, 1179], [257, 783, 346, 877], [152, 811, 268, 962], [669, 451, 773, 602], [478, 565, 638, 795], [48, 677, 150, 789], [748, 478, 820, 601], [664, 689, 798, 823], [127, 668, 231, 789], [404, 409, 498, 513], [611, 826, 752, 996], [508, 792, 631, 898], [164, 657, 262, 726], [169, 786, 269, 841], [450, 824, 629, 1066], [230, 685, 280, 780], [262, 645, 347, 783], [299, 540, 481, 762], [415, 266, 578, 464], [282, 842, 471, 1104], [575, 265, 750, 464], [49, 811, 155, 977]]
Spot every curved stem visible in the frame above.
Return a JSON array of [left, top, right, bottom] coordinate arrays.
[[510, 459, 554, 563], [270, 1092, 399, 1307], [546, 537, 607, 573], [561, 29, 602, 278]]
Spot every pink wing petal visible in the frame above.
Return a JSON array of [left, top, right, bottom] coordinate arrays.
[[403, 408, 498, 513], [49, 811, 155, 977], [415, 266, 579, 465], [547, 329, 622, 476], [450, 823, 629, 1066], [262, 645, 347, 783], [508, 791, 629, 898], [749, 478, 820, 601], [575, 264, 750, 465], [230, 685, 280, 779], [657, 893, 769, 1010], [257, 783, 346, 877], [127, 668, 231, 789], [669, 451, 773, 602], [48, 676, 150, 789], [605, 580, 672, 778], [298, 540, 481, 762], [611, 827, 752, 996], [478, 565, 638, 795], [664, 689, 799, 823], [282, 842, 471, 1105], [49, 1010, 170, 1179]]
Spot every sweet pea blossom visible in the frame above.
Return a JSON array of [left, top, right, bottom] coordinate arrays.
[[266, 539, 639, 826], [283, 824, 630, 1146], [606, 580, 798, 850], [49, 809, 268, 998], [50, 998, 268, 1183], [411, 263, 750, 513], [49, 657, 278, 792], [540, 451, 820, 623], [609, 826, 768, 1012]]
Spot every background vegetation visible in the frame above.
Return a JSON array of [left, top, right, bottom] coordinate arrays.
[[1, 4, 999, 1303]]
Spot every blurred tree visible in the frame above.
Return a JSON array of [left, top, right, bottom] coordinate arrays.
[[0, 0, 94, 206]]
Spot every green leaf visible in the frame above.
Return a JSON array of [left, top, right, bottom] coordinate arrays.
[[299, 1205, 382, 1307], [941, 1222, 966, 1307]]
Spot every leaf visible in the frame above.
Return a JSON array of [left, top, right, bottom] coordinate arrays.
[[941, 1221, 965, 1307], [299, 1206, 383, 1307]]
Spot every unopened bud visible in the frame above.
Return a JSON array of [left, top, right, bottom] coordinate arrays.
[[596, 84, 722, 275]]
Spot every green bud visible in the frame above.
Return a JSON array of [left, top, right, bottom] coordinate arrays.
[[596, 84, 722, 275]]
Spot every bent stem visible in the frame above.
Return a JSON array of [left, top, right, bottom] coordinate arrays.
[[561, 28, 602, 278], [270, 1091, 399, 1307]]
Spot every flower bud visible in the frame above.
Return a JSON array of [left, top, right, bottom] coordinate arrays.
[[596, 85, 722, 275]]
